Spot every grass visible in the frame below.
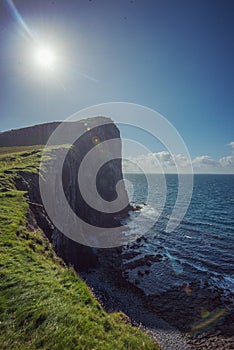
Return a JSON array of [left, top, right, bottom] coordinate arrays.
[[0, 145, 160, 350], [0, 145, 44, 156]]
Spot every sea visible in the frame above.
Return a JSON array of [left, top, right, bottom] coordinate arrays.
[[122, 174, 234, 297]]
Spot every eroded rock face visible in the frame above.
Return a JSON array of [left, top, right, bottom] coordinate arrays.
[[13, 117, 130, 270]]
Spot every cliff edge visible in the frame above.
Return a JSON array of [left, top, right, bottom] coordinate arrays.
[[1, 117, 130, 270], [0, 122, 159, 349]]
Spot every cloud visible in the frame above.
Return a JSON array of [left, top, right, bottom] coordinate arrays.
[[219, 156, 234, 167], [192, 155, 219, 168], [123, 152, 234, 174], [124, 151, 190, 173]]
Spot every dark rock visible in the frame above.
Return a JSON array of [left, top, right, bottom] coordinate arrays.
[[123, 253, 163, 270], [122, 251, 140, 260], [132, 205, 142, 211], [122, 271, 129, 278], [137, 270, 144, 277], [150, 254, 163, 262]]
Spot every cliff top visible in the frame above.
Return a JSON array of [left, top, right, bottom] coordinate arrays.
[[0, 116, 114, 147]]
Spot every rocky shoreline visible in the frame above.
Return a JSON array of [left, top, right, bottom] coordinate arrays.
[[81, 246, 234, 350], [81, 258, 192, 350]]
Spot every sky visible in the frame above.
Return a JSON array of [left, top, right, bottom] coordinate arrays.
[[0, 0, 233, 173]]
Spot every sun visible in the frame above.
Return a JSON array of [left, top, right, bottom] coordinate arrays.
[[34, 46, 55, 69]]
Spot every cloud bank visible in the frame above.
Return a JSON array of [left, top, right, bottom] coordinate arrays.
[[123, 151, 234, 174]]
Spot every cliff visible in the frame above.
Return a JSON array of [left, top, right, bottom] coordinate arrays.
[[0, 133, 158, 348], [0, 118, 116, 147], [0, 122, 61, 147], [1, 117, 130, 270]]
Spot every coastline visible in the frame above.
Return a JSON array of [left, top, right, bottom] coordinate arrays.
[[81, 261, 192, 350], [81, 246, 234, 350]]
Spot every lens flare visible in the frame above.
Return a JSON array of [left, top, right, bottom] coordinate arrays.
[[191, 308, 228, 333], [6, 0, 34, 40], [92, 136, 100, 145]]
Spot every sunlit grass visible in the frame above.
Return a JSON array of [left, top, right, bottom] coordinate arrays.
[[0, 146, 160, 350]]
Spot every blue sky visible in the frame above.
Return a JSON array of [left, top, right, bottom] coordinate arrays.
[[0, 0, 233, 172]]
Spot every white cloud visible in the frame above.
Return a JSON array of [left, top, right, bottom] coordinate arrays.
[[172, 154, 190, 168], [192, 155, 219, 168], [123, 152, 234, 174], [219, 156, 234, 167], [124, 151, 191, 173]]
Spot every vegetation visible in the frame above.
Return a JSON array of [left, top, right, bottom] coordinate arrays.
[[0, 146, 160, 349]]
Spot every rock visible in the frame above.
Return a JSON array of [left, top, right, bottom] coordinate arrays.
[[132, 205, 142, 211], [122, 251, 140, 260], [122, 271, 129, 278], [13, 117, 130, 272], [123, 253, 163, 270], [0, 121, 61, 147], [137, 270, 144, 277], [149, 254, 163, 262]]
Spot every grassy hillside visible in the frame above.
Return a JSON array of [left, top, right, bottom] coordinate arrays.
[[0, 146, 160, 350]]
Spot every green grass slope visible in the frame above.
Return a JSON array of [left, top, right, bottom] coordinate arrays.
[[0, 146, 160, 350]]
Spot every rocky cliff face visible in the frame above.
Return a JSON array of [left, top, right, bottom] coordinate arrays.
[[0, 122, 61, 147], [12, 117, 130, 270]]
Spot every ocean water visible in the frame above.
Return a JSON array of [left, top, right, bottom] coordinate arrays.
[[122, 174, 234, 296]]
